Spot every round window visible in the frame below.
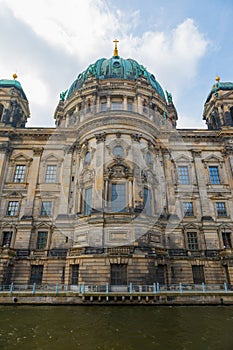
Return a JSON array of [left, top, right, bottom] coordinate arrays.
[[113, 145, 124, 157], [113, 61, 120, 68]]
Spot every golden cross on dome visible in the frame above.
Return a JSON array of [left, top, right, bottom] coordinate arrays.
[[113, 39, 119, 56]]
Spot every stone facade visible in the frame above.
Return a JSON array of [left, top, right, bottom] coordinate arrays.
[[1, 50, 233, 288]]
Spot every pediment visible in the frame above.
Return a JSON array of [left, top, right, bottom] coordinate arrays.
[[42, 153, 61, 162], [173, 154, 192, 163], [203, 154, 223, 163], [36, 222, 52, 229], [183, 223, 200, 230], [11, 153, 32, 162], [3, 191, 24, 198]]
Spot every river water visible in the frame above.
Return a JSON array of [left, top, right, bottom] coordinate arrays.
[[0, 305, 233, 350]]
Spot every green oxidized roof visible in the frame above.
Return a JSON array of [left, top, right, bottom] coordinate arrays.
[[67, 56, 165, 100], [0, 79, 27, 100], [206, 81, 233, 103]]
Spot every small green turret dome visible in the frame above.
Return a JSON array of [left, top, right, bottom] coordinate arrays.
[[0, 78, 28, 100], [67, 55, 165, 100]]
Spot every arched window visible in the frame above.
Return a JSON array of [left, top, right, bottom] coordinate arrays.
[[144, 187, 151, 215], [84, 151, 91, 164], [111, 183, 126, 212], [84, 187, 92, 215], [106, 162, 131, 213], [146, 152, 152, 163], [230, 107, 233, 124], [0, 103, 4, 121]]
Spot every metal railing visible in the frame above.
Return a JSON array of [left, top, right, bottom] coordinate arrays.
[[1, 282, 232, 294]]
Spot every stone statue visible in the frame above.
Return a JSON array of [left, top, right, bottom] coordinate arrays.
[[60, 90, 68, 101], [166, 90, 173, 103]]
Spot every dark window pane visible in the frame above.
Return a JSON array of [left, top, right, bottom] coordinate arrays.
[[2, 231, 12, 247], [222, 232, 232, 248], [45, 165, 57, 183], [216, 202, 227, 217], [111, 264, 127, 285], [192, 265, 205, 284], [155, 265, 165, 285], [71, 264, 79, 284], [187, 232, 198, 250], [13, 165, 26, 183], [111, 183, 126, 212], [30, 265, 43, 284], [209, 166, 220, 184], [37, 232, 48, 250], [7, 201, 19, 216], [144, 187, 151, 215], [84, 187, 92, 215], [183, 202, 194, 216], [41, 201, 53, 216], [178, 166, 189, 184]]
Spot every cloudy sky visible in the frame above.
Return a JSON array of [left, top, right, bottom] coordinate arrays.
[[0, 0, 232, 128]]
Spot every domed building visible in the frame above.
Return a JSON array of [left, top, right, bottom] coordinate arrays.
[[1, 41, 233, 295]]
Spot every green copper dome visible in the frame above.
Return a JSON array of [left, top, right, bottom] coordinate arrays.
[[206, 81, 233, 103], [66, 56, 165, 100], [0, 79, 27, 100]]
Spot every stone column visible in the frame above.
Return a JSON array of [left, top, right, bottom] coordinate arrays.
[[192, 150, 212, 218], [93, 133, 106, 211], [0, 143, 11, 201], [137, 94, 142, 114], [72, 144, 81, 213], [123, 95, 127, 111], [23, 147, 43, 218], [162, 149, 176, 214], [107, 96, 111, 110], [58, 147, 73, 215]]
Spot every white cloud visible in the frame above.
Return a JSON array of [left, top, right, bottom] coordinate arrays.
[[0, 0, 209, 127]]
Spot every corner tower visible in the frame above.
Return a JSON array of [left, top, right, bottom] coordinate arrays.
[[203, 76, 233, 129], [0, 75, 30, 128]]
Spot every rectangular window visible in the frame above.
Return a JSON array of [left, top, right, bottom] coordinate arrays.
[[36, 231, 48, 250], [2, 231, 12, 247], [156, 264, 165, 285], [84, 187, 92, 215], [111, 183, 126, 212], [111, 102, 122, 110], [183, 202, 194, 216], [187, 232, 198, 250], [100, 102, 107, 111], [111, 264, 127, 285], [127, 102, 133, 111], [178, 166, 189, 184], [216, 202, 227, 217], [71, 264, 79, 284], [209, 166, 220, 184], [222, 232, 232, 248], [45, 165, 57, 183], [41, 201, 53, 216], [30, 265, 43, 284], [13, 165, 26, 183], [7, 201, 19, 216], [144, 187, 151, 215], [192, 265, 205, 284]]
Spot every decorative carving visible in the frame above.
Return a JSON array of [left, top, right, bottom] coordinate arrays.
[[33, 147, 43, 156], [95, 132, 106, 143], [116, 131, 121, 138], [107, 163, 131, 178], [131, 133, 142, 142]]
